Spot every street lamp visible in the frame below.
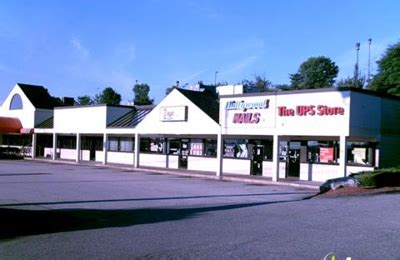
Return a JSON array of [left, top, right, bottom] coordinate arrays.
[[214, 71, 219, 86]]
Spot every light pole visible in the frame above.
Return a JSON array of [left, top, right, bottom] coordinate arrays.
[[354, 42, 360, 84], [214, 71, 219, 86], [367, 38, 372, 86]]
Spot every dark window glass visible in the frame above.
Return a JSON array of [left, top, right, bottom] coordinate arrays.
[[140, 138, 164, 153], [57, 136, 76, 149], [203, 139, 217, 157]]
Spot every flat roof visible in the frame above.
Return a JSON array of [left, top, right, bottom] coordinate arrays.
[[220, 87, 400, 101]]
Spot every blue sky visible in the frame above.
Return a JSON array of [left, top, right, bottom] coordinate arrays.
[[1, 0, 399, 104]]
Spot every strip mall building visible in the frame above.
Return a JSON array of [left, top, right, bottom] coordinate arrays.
[[1, 83, 400, 182]]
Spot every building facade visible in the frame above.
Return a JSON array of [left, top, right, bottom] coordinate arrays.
[[1, 83, 400, 182]]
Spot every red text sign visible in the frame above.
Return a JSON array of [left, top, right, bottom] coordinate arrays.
[[278, 105, 344, 117]]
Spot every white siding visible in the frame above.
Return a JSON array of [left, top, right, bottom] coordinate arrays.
[[107, 151, 135, 165], [0, 84, 36, 128], [135, 89, 220, 135], [188, 157, 217, 172], [222, 159, 250, 175]]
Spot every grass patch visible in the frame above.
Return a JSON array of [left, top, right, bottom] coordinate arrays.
[[353, 167, 400, 188]]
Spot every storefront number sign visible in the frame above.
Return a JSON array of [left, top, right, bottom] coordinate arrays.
[[277, 105, 344, 117]]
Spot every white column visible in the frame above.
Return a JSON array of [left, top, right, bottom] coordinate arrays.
[[76, 133, 81, 163], [52, 133, 57, 160], [165, 138, 169, 168], [31, 133, 37, 159], [339, 135, 347, 177], [272, 134, 280, 182], [375, 148, 380, 168], [102, 133, 108, 165], [134, 133, 140, 168], [216, 132, 223, 179]]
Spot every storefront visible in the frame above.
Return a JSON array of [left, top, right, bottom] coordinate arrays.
[[134, 88, 221, 173], [1, 83, 400, 183], [219, 87, 400, 182]]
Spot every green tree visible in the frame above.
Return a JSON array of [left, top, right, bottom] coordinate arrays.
[[369, 42, 400, 95], [133, 83, 154, 105], [274, 84, 291, 91], [290, 56, 339, 89], [242, 75, 273, 92], [94, 87, 121, 105], [77, 95, 94, 105], [165, 81, 180, 96], [336, 76, 365, 89]]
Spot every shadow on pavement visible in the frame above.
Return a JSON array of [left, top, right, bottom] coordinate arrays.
[[0, 199, 301, 240], [0, 192, 313, 207], [0, 173, 52, 177]]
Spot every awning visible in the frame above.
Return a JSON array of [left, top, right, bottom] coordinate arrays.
[[0, 117, 23, 134]]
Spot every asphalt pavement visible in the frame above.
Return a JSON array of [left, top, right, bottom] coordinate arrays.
[[0, 160, 399, 259]]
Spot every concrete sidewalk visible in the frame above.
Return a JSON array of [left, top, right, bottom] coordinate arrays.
[[28, 158, 322, 190]]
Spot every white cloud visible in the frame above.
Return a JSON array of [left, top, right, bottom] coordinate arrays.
[[181, 69, 208, 83], [70, 37, 89, 59], [222, 55, 258, 76]]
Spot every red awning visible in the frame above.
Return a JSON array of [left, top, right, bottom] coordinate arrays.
[[0, 117, 23, 133]]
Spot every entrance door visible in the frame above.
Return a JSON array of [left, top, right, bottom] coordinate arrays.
[[36, 134, 53, 158], [89, 141, 96, 161], [287, 142, 300, 178], [179, 139, 189, 169], [250, 145, 263, 176]]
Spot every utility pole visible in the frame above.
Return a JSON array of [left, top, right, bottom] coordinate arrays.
[[214, 71, 219, 86], [354, 42, 360, 85], [367, 38, 372, 87]]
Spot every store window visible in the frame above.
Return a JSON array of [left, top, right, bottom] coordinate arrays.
[[306, 141, 339, 164], [81, 137, 103, 151], [347, 142, 375, 166], [2, 134, 31, 146], [203, 139, 217, 157], [10, 94, 23, 110], [189, 139, 217, 157], [168, 139, 181, 155], [279, 141, 288, 161], [224, 139, 249, 159], [250, 139, 273, 160], [57, 136, 76, 149], [108, 137, 134, 152], [120, 137, 134, 152], [189, 139, 203, 156], [109, 138, 119, 151], [140, 138, 164, 153]]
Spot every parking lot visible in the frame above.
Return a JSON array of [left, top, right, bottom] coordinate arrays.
[[0, 160, 399, 259]]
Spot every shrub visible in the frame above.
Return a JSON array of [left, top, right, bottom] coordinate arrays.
[[354, 167, 400, 188]]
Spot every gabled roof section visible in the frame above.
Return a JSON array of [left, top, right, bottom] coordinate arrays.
[[107, 105, 154, 128], [17, 83, 61, 109], [35, 117, 54, 129], [176, 88, 219, 123]]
